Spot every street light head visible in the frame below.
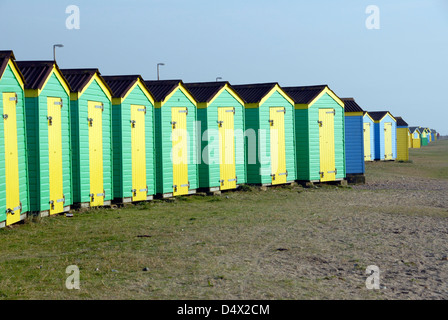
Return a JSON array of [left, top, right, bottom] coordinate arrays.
[[54, 44, 64, 48], [158, 63, 165, 66]]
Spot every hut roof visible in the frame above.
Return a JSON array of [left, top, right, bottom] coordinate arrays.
[[231, 82, 279, 103]]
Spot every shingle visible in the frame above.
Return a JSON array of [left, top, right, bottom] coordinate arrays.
[[341, 98, 364, 113], [60, 68, 98, 92], [282, 85, 327, 104], [16, 61, 54, 90], [144, 80, 182, 102], [232, 82, 277, 103], [367, 111, 390, 121], [184, 81, 227, 103], [102, 75, 142, 98], [0, 50, 15, 78], [409, 126, 420, 133]]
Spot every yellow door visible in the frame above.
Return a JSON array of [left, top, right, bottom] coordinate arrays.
[[47, 97, 64, 214], [3, 93, 21, 225], [218, 107, 236, 190], [384, 122, 392, 160], [318, 109, 336, 182], [363, 122, 371, 161], [131, 105, 147, 201], [88, 101, 104, 206], [171, 107, 189, 196], [407, 131, 411, 148], [269, 107, 287, 185]]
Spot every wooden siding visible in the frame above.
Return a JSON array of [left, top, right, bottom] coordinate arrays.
[[345, 115, 365, 174], [70, 79, 113, 204], [112, 85, 155, 199], [155, 88, 197, 195], [25, 73, 72, 212], [245, 91, 296, 184], [198, 88, 246, 189], [0, 63, 30, 222]]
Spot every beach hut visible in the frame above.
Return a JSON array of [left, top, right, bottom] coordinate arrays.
[[282, 85, 345, 183], [16, 60, 72, 216], [395, 116, 409, 161], [144, 80, 198, 197], [0, 51, 29, 227], [409, 127, 421, 149], [232, 83, 296, 185], [432, 129, 438, 142], [61, 68, 113, 207], [368, 111, 397, 161], [420, 127, 429, 146], [184, 81, 246, 191], [363, 112, 375, 161], [102, 75, 155, 203], [341, 98, 365, 183]]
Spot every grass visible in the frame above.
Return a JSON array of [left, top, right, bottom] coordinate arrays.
[[0, 140, 447, 300]]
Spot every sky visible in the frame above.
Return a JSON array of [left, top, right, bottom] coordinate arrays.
[[1, 0, 447, 134]]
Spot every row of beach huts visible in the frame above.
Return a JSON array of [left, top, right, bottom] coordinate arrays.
[[0, 50, 439, 227]]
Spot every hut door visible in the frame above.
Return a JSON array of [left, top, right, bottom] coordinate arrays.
[[318, 109, 336, 182], [88, 101, 104, 206], [269, 107, 287, 185], [3, 92, 21, 225], [218, 107, 236, 190], [363, 122, 371, 161], [171, 107, 189, 196], [131, 105, 147, 201], [47, 97, 64, 214], [384, 122, 392, 159]]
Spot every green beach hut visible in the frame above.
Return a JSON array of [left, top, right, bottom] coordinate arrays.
[[282, 85, 346, 183], [232, 83, 297, 186], [61, 68, 113, 208], [16, 60, 72, 216], [0, 51, 29, 227], [184, 81, 246, 192], [103, 75, 156, 203], [144, 80, 198, 198], [419, 127, 429, 146]]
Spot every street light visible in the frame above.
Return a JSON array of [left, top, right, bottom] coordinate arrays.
[[216, 77, 222, 82], [157, 63, 165, 80], [53, 44, 64, 62]]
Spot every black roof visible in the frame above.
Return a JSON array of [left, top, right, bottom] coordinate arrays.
[[144, 80, 183, 102], [341, 98, 364, 113], [232, 82, 278, 103], [184, 81, 229, 103], [395, 116, 408, 127], [367, 111, 391, 121], [16, 60, 59, 90], [60, 68, 98, 92], [102, 75, 146, 98], [282, 85, 327, 104]]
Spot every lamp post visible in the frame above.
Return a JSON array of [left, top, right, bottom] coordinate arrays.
[[53, 44, 64, 62], [157, 63, 165, 80], [216, 77, 222, 82]]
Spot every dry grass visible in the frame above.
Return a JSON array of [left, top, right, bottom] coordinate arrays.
[[0, 140, 447, 300]]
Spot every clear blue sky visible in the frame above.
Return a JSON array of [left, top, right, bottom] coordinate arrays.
[[1, 0, 447, 134]]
